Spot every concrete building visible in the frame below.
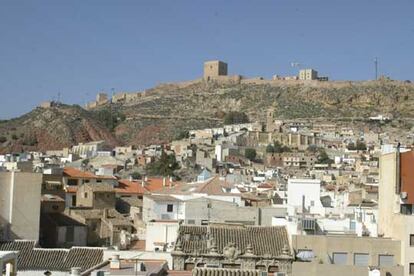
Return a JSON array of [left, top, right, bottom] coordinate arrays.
[[287, 178, 324, 215], [379, 150, 414, 275], [76, 183, 116, 209], [0, 171, 42, 241], [291, 235, 403, 276], [40, 194, 87, 248], [71, 141, 105, 158], [145, 220, 179, 252], [299, 69, 318, 80], [204, 60, 228, 81], [142, 195, 184, 223]]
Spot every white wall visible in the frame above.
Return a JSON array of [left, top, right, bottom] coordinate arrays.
[[145, 222, 179, 252], [287, 178, 322, 215], [0, 172, 42, 240]]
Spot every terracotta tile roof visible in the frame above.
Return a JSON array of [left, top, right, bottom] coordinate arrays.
[[65, 186, 78, 193], [130, 239, 146, 250], [167, 270, 193, 276], [0, 241, 104, 272], [257, 183, 273, 189], [174, 224, 290, 258], [196, 177, 226, 195], [153, 177, 239, 197], [63, 167, 115, 180], [116, 179, 147, 195], [143, 177, 178, 192]]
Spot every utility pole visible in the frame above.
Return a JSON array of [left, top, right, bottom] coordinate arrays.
[[110, 88, 115, 130], [374, 57, 378, 80]]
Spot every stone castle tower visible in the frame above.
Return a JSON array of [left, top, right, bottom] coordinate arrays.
[[203, 60, 228, 81]]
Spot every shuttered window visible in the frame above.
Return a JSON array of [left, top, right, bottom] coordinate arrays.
[[379, 255, 394, 267], [333, 252, 347, 265], [354, 253, 369, 266]]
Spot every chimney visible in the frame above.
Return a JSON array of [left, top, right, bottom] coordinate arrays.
[[103, 208, 109, 219], [110, 254, 121, 269], [134, 261, 146, 272], [163, 177, 166, 187], [129, 175, 133, 181], [70, 267, 81, 276]]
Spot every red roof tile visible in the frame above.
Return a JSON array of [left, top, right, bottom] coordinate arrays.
[[63, 167, 115, 180], [115, 179, 147, 195], [143, 177, 178, 192]]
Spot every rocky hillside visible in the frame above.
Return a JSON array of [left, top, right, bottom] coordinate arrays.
[[2, 79, 414, 151], [0, 104, 119, 153], [107, 79, 414, 145]]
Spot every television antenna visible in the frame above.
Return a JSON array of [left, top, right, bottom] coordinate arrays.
[[374, 57, 378, 80]]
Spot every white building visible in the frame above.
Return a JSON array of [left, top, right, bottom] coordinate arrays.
[[0, 171, 42, 240], [145, 221, 179, 252], [287, 178, 324, 216]]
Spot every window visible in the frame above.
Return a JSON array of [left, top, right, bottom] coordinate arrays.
[[71, 195, 77, 206], [332, 252, 347, 265], [410, 263, 414, 274], [52, 205, 59, 211], [354, 253, 369, 266], [97, 179, 102, 183], [379, 255, 394, 267], [401, 204, 413, 215], [167, 204, 173, 212], [66, 226, 74, 242], [410, 234, 414, 246], [350, 220, 356, 231], [201, 220, 209, 225], [84, 192, 88, 198]]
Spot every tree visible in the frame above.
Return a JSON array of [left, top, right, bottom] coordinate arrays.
[[130, 171, 141, 180], [266, 144, 275, 153], [147, 151, 180, 176], [0, 136, 6, 143], [175, 130, 189, 140], [347, 142, 356, 151], [11, 134, 18, 140], [223, 111, 249, 125], [307, 145, 318, 153], [270, 141, 290, 153], [318, 149, 334, 165], [245, 148, 257, 161], [93, 109, 126, 131], [356, 140, 367, 151]]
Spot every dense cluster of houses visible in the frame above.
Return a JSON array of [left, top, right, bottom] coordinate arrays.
[[1, 114, 413, 275]]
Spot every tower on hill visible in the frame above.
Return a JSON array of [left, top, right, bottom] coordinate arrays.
[[203, 60, 228, 81]]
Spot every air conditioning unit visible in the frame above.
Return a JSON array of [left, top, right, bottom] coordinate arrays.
[[274, 273, 286, 276], [400, 192, 408, 199]]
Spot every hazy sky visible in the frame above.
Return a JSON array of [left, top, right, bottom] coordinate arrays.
[[1, 0, 414, 119]]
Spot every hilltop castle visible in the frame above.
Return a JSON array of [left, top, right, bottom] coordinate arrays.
[[85, 60, 328, 109]]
